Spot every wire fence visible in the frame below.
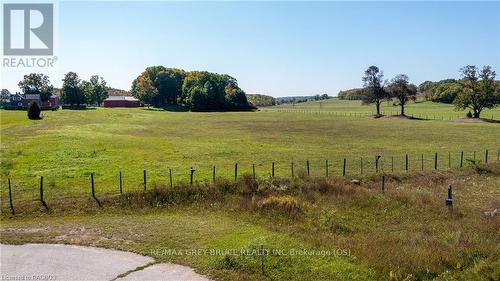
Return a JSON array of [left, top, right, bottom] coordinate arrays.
[[2, 148, 498, 215], [262, 109, 499, 121]]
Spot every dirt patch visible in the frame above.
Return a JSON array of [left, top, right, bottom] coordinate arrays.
[[368, 114, 424, 120], [1, 227, 50, 234]]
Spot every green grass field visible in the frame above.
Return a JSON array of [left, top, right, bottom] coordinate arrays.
[[268, 98, 500, 120], [1, 100, 499, 200], [1, 101, 500, 280], [2, 167, 499, 280]]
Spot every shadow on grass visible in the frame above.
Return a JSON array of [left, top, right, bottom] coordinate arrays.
[[141, 105, 189, 112], [452, 117, 500, 123], [141, 105, 257, 113], [61, 106, 96, 110], [369, 114, 428, 121]]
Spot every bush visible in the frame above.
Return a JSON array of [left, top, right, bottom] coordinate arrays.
[[27, 102, 41, 120]]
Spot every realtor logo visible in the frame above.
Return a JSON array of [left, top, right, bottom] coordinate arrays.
[[3, 3, 53, 55]]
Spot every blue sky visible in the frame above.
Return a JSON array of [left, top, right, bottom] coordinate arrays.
[[2, 1, 499, 97]]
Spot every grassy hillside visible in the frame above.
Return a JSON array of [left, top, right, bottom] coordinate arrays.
[[267, 98, 500, 120], [1, 107, 499, 201]]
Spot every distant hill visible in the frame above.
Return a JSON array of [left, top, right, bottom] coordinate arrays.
[[107, 87, 131, 96], [337, 88, 366, 100], [276, 94, 329, 105], [246, 94, 276, 107]]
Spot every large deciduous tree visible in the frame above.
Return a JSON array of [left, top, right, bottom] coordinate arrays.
[[82, 75, 108, 106], [131, 66, 165, 106], [179, 71, 249, 111], [156, 69, 186, 105], [18, 73, 54, 102], [131, 75, 157, 108], [1, 89, 11, 106], [61, 72, 86, 106], [387, 74, 417, 116], [454, 65, 500, 118], [361, 66, 388, 116]]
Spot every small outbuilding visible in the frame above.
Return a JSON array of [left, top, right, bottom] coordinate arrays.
[[103, 96, 141, 108]]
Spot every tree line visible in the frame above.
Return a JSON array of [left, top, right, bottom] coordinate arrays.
[[10, 72, 109, 107], [348, 65, 500, 118], [247, 94, 276, 107], [131, 66, 252, 111]]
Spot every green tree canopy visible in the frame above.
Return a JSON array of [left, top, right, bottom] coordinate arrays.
[[361, 66, 388, 115], [132, 66, 251, 111], [83, 75, 108, 106], [18, 73, 54, 102], [156, 69, 186, 105], [387, 74, 417, 116], [454, 65, 500, 118], [60, 72, 86, 106], [180, 71, 249, 111]]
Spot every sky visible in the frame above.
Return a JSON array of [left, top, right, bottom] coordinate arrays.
[[1, 1, 500, 97]]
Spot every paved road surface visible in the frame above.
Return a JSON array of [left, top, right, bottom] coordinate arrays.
[[1, 243, 210, 281]]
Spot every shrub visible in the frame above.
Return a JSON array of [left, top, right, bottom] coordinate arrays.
[[27, 102, 41, 120]]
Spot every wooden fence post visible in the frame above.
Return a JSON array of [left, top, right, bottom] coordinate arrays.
[[391, 156, 394, 173], [143, 170, 147, 191], [325, 160, 329, 177], [405, 154, 409, 172], [119, 171, 123, 194], [91, 173, 95, 198], [91, 173, 101, 207], [434, 152, 438, 170], [375, 156, 380, 173], [485, 149, 488, 164], [306, 160, 310, 176], [342, 158, 346, 176], [190, 167, 195, 185], [40, 176, 48, 210], [460, 151, 464, 167], [234, 163, 238, 181], [8, 177, 15, 215], [291, 161, 294, 177], [421, 154, 424, 171], [170, 168, 174, 189], [272, 162, 275, 178], [253, 163, 256, 181]]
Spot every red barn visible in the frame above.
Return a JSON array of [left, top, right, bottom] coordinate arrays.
[[103, 96, 141, 107], [41, 95, 59, 107]]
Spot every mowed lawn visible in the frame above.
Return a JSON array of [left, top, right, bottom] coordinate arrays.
[[1, 102, 499, 200]]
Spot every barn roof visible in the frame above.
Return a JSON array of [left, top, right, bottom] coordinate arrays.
[[104, 96, 139, 101]]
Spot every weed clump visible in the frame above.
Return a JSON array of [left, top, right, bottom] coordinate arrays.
[[253, 195, 301, 215]]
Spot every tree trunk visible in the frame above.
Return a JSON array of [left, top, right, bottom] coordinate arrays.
[[473, 109, 480, 118], [401, 105, 405, 116], [376, 102, 381, 115]]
